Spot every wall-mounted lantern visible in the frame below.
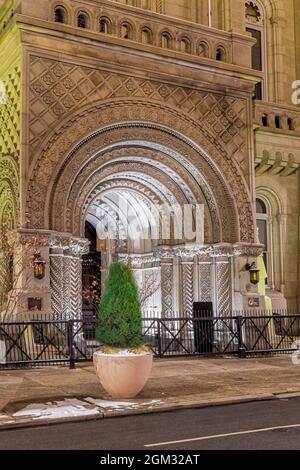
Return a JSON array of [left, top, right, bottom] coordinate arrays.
[[33, 253, 46, 280], [246, 261, 260, 285]]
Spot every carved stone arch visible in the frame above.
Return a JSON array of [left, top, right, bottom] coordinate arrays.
[[98, 15, 114, 34], [51, 141, 216, 241], [159, 29, 174, 49], [256, 186, 283, 218], [197, 40, 211, 58], [48, 129, 228, 241], [178, 34, 193, 54], [71, 162, 214, 240], [119, 17, 137, 40], [139, 24, 154, 44], [215, 43, 228, 62], [26, 99, 254, 243], [51, 1, 71, 24], [251, 0, 276, 21], [75, 8, 92, 29]]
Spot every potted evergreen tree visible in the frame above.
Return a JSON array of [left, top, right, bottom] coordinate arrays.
[[93, 262, 153, 399]]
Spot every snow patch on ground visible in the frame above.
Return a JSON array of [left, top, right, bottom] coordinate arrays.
[[13, 399, 100, 421], [11, 397, 164, 421], [85, 397, 163, 409], [85, 397, 139, 409]]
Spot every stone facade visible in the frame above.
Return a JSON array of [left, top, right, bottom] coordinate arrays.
[[0, 0, 299, 317]]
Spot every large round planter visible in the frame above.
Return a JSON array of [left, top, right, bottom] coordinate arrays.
[[93, 351, 153, 399]]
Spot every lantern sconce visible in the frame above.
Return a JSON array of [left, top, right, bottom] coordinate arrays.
[[245, 261, 260, 286], [33, 253, 46, 280]]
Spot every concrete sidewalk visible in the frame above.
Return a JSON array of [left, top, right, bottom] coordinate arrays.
[[1, 356, 300, 429]]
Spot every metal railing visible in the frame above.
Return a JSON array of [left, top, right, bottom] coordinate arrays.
[[0, 312, 300, 369]]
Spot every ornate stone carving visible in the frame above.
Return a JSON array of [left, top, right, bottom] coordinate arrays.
[[50, 252, 65, 321], [55, 137, 218, 241], [49, 234, 88, 320], [245, 1, 263, 25], [69, 255, 83, 320], [161, 259, 174, 317], [216, 260, 232, 315], [27, 96, 253, 242], [181, 259, 194, 317], [0, 65, 21, 159], [198, 261, 212, 302], [28, 57, 247, 164]]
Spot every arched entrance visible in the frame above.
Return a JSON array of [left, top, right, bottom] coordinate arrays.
[[25, 101, 260, 319]]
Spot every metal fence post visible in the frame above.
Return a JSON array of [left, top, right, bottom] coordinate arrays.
[[157, 320, 162, 358], [236, 315, 247, 359], [68, 320, 76, 369]]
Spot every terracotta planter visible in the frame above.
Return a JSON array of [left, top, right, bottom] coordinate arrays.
[[93, 351, 153, 399]]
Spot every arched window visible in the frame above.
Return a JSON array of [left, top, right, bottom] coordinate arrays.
[[180, 38, 191, 54], [99, 17, 110, 34], [216, 46, 226, 61], [121, 22, 132, 39], [54, 6, 67, 24], [161, 32, 172, 49], [256, 197, 269, 283], [275, 116, 281, 129], [288, 117, 295, 131], [141, 27, 152, 44], [245, 1, 267, 100], [77, 12, 89, 29], [198, 42, 209, 58], [262, 114, 268, 127]]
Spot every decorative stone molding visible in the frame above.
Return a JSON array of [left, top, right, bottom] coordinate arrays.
[[181, 258, 195, 318], [49, 233, 89, 319], [28, 93, 254, 240], [49, 234, 90, 256], [50, 250, 65, 320], [245, 1, 263, 26], [216, 259, 232, 315], [198, 259, 212, 303], [160, 257, 174, 317], [255, 150, 299, 177]]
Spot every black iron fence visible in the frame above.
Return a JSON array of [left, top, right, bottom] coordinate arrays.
[[0, 312, 300, 369]]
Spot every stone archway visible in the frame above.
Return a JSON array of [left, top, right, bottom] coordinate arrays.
[[25, 100, 260, 319]]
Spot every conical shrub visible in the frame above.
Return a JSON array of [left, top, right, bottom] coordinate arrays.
[[96, 262, 144, 349]]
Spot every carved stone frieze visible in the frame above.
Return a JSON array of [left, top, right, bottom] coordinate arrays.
[[26, 56, 254, 243], [28, 56, 248, 167]]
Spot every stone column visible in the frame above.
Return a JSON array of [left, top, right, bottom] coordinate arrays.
[[160, 257, 174, 318], [49, 235, 89, 320], [216, 257, 232, 316], [198, 256, 212, 303], [69, 251, 84, 320], [50, 248, 65, 321], [181, 257, 195, 318]]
